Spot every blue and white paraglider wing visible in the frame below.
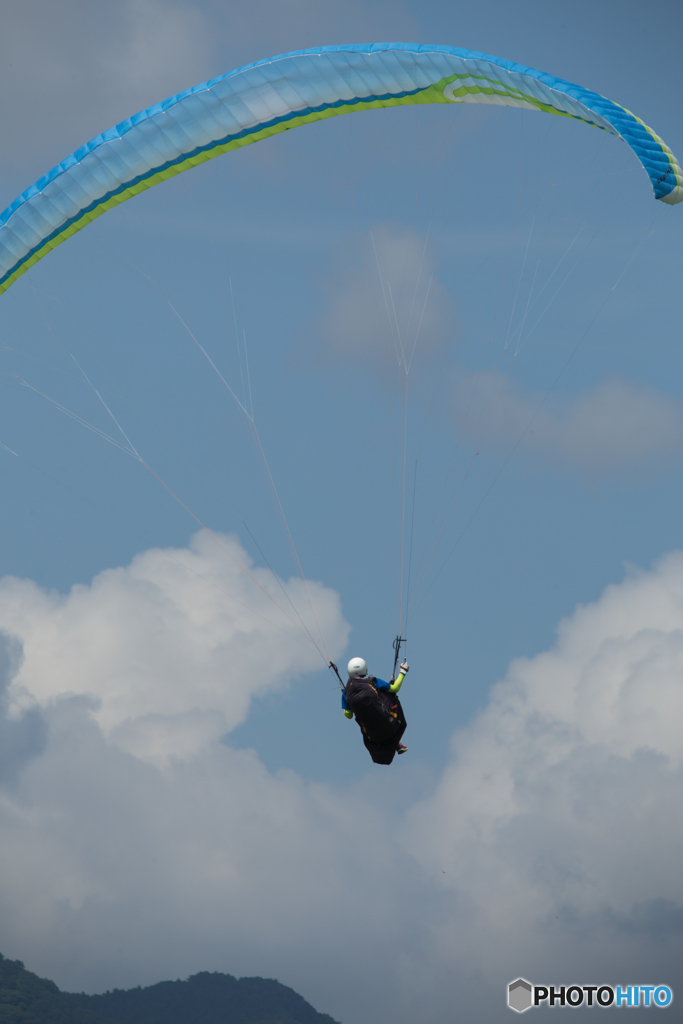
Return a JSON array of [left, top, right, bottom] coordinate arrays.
[[0, 43, 680, 296]]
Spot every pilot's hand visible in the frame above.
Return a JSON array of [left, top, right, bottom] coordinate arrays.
[[400, 660, 409, 673]]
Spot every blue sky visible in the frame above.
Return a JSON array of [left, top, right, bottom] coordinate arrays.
[[0, 2, 681, 1021]]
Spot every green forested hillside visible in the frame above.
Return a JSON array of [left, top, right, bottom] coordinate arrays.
[[0, 955, 110, 1024], [75, 971, 340, 1024], [0, 954, 340, 1024]]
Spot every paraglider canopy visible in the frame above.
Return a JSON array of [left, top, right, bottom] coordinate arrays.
[[0, 42, 680, 297]]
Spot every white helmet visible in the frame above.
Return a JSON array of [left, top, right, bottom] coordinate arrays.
[[347, 657, 368, 677]]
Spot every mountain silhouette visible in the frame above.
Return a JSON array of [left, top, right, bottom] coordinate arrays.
[[0, 953, 340, 1023]]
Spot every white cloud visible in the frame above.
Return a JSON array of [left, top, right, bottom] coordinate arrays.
[[0, 689, 404, 1012], [405, 551, 683, 1017], [553, 377, 683, 475], [0, 1, 213, 173], [0, 0, 416, 177], [0, 530, 348, 763], [451, 372, 683, 478], [0, 632, 46, 784], [312, 225, 456, 371], [0, 542, 682, 1022]]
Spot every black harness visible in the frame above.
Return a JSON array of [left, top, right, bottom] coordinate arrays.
[[344, 675, 402, 742]]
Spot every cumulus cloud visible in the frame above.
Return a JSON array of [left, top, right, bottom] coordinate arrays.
[[0, 690, 401, 1000], [0, 0, 213, 172], [0, 530, 348, 763], [312, 225, 456, 371], [451, 372, 683, 479], [0, 540, 682, 1022], [405, 551, 683, 1018], [0, 0, 415, 176], [313, 233, 682, 478], [0, 632, 46, 785]]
